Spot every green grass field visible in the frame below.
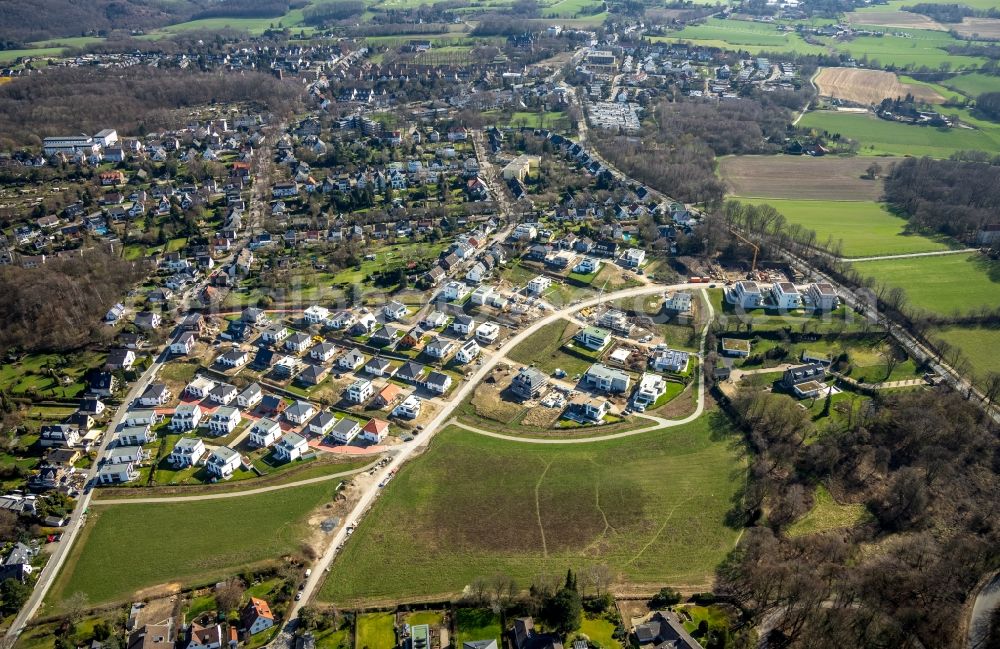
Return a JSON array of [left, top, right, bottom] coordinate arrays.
[[356, 613, 396, 649], [656, 18, 827, 55], [818, 28, 986, 70], [737, 198, 953, 257], [852, 253, 1000, 316], [48, 481, 339, 608], [580, 614, 622, 649], [318, 418, 746, 604], [943, 72, 1000, 97], [798, 110, 1000, 157], [930, 325, 1000, 383], [787, 485, 871, 536], [455, 609, 503, 647]]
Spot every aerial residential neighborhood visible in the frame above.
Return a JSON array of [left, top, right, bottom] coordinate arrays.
[[0, 1, 997, 648]]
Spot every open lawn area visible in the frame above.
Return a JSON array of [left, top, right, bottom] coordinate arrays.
[[930, 325, 1000, 384], [47, 480, 338, 609], [356, 613, 396, 649], [817, 28, 986, 70], [943, 71, 1000, 97], [507, 319, 594, 377], [455, 609, 502, 648], [736, 198, 953, 257], [787, 485, 871, 536], [719, 155, 903, 201], [797, 110, 1000, 157], [851, 253, 1000, 316], [0, 351, 102, 400], [318, 416, 746, 605], [580, 614, 622, 649]]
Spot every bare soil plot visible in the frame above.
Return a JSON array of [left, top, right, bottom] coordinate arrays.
[[719, 154, 907, 201], [955, 17, 1000, 39], [815, 67, 946, 105], [846, 10, 946, 30]]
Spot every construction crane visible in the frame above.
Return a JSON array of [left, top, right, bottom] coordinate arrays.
[[729, 228, 760, 273]]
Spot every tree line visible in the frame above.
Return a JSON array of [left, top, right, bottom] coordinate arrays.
[[0, 247, 150, 354], [0, 67, 303, 150], [717, 387, 1000, 648]]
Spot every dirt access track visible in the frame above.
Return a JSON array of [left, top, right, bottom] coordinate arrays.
[[815, 67, 946, 105]]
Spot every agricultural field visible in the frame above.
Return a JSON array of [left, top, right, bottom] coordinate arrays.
[[929, 326, 1000, 383], [787, 485, 872, 537], [718, 155, 905, 201], [817, 28, 987, 70], [47, 480, 339, 609], [654, 19, 826, 55], [942, 72, 1000, 97], [953, 17, 1000, 39], [851, 253, 1000, 316], [814, 67, 946, 105], [797, 110, 1000, 157], [845, 10, 945, 30], [318, 418, 746, 604], [736, 198, 953, 257]]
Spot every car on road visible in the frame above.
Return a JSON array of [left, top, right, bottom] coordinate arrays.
[[295, 592, 302, 601]]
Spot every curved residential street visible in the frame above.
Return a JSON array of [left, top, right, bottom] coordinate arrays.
[[282, 280, 708, 627]]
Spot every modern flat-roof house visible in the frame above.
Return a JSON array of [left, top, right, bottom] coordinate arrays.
[[721, 338, 751, 358], [304, 305, 330, 325], [807, 282, 838, 311], [206, 446, 242, 479], [185, 376, 216, 400], [526, 276, 552, 295], [663, 291, 692, 314], [392, 395, 422, 419], [771, 282, 802, 309], [728, 280, 764, 309], [346, 378, 374, 404], [566, 394, 611, 423], [782, 363, 828, 398], [584, 363, 631, 393], [475, 322, 500, 344], [633, 373, 667, 407], [511, 367, 548, 400], [575, 326, 611, 351], [98, 462, 138, 485], [622, 248, 645, 268], [650, 349, 690, 373]]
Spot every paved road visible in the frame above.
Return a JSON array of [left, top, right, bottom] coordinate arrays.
[[1, 347, 170, 646], [841, 247, 978, 263], [968, 572, 1000, 649], [90, 460, 381, 505], [447, 289, 714, 445], [283, 280, 704, 626]]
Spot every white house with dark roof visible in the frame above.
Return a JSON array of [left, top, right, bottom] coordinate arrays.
[[208, 382, 238, 405], [771, 282, 801, 309], [329, 417, 360, 444], [456, 338, 481, 364], [310, 342, 337, 363], [170, 332, 197, 355], [307, 411, 337, 437], [728, 281, 764, 309], [452, 315, 476, 335], [218, 348, 249, 368], [283, 401, 315, 425], [138, 383, 172, 407], [237, 383, 263, 409], [338, 348, 365, 370], [285, 332, 312, 353], [424, 371, 452, 395], [261, 325, 289, 344]]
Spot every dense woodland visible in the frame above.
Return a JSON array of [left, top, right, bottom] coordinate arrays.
[[0, 248, 149, 353], [883, 156, 1000, 239], [0, 68, 303, 150], [591, 91, 802, 208], [719, 388, 1000, 648]]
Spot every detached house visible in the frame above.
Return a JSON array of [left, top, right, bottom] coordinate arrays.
[[237, 383, 263, 409], [171, 404, 203, 431], [361, 418, 390, 444], [307, 411, 337, 437], [274, 432, 309, 462], [249, 418, 282, 448], [171, 332, 197, 355], [168, 437, 206, 467], [338, 348, 365, 371], [329, 418, 360, 444], [346, 378, 374, 404], [241, 598, 275, 636], [208, 406, 241, 435], [205, 446, 242, 479], [284, 401, 315, 425], [138, 383, 172, 407]]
